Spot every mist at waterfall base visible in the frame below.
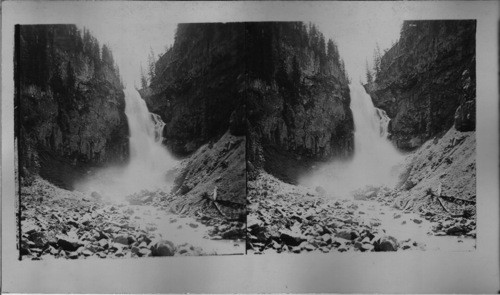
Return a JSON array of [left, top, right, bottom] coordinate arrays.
[[299, 83, 404, 198], [74, 87, 177, 201]]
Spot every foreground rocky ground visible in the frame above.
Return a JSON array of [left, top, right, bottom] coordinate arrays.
[[19, 177, 245, 260], [247, 125, 476, 254], [247, 172, 476, 254]]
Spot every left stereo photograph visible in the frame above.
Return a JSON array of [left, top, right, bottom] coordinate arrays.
[[15, 24, 247, 260]]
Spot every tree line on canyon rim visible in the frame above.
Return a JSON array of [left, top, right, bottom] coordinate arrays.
[[16, 20, 476, 258]]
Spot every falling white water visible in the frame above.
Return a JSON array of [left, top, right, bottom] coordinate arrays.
[[75, 87, 177, 200], [300, 83, 404, 198], [122, 87, 176, 186]]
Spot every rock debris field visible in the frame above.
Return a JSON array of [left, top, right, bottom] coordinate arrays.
[[19, 177, 245, 260], [247, 173, 476, 254]]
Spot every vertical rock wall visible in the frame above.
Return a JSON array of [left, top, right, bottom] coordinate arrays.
[[17, 25, 129, 188], [143, 22, 354, 184], [365, 20, 476, 150], [245, 23, 354, 183]]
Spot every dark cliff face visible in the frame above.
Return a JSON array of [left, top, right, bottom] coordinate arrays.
[[141, 23, 246, 215], [245, 23, 353, 183], [16, 25, 128, 188], [142, 23, 245, 157], [365, 20, 476, 151], [143, 22, 354, 184]]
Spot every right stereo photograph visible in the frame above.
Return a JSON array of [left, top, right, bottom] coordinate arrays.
[[246, 20, 476, 254]]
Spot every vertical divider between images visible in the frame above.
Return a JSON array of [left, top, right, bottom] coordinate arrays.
[[243, 22, 249, 256], [14, 24, 22, 261]]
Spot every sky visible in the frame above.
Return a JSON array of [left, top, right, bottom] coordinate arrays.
[[80, 21, 177, 88], [67, 2, 406, 89], [72, 5, 178, 88], [316, 17, 402, 83]]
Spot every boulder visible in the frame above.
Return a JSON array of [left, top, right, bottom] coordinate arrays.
[[336, 230, 358, 241], [57, 236, 83, 252], [374, 236, 398, 252], [28, 231, 49, 248], [113, 234, 130, 245], [321, 233, 332, 243], [279, 229, 305, 246], [151, 240, 176, 257], [139, 248, 152, 257], [446, 225, 467, 236], [362, 243, 374, 251], [221, 228, 244, 240]]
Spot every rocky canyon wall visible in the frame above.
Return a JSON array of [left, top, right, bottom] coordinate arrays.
[[141, 23, 247, 213], [143, 22, 354, 184], [245, 23, 354, 183], [141, 23, 246, 157], [365, 20, 476, 151], [16, 25, 128, 188]]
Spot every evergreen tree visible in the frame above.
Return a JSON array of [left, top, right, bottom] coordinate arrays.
[[101, 44, 114, 67], [372, 42, 382, 80], [140, 64, 148, 89], [147, 47, 156, 83], [365, 60, 373, 83], [319, 35, 326, 57], [82, 28, 92, 54]]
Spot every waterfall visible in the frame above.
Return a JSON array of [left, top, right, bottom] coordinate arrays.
[[350, 83, 398, 160], [123, 87, 172, 172], [299, 83, 403, 197], [75, 87, 176, 200], [376, 108, 391, 138]]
